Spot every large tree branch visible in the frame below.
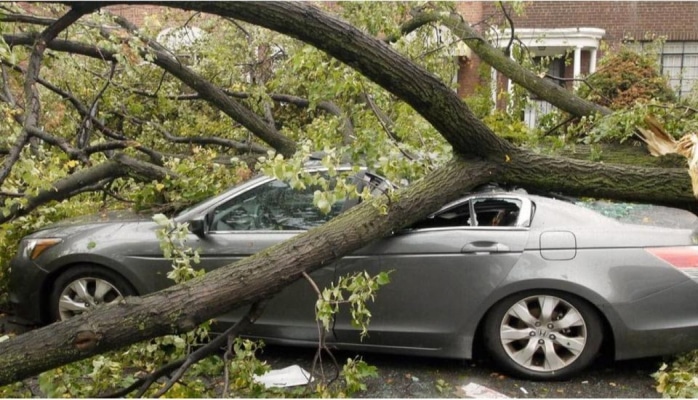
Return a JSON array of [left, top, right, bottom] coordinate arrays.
[[109, 14, 298, 158], [502, 150, 695, 208], [168, 2, 515, 160], [384, 8, 611, 119], [0, 154, 174, 224], [164, 2, 694, 204], [427, 10, 612, 118]]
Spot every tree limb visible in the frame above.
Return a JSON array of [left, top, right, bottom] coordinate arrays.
[[0, 6, 96, 187], [0, 154, 174, 224], [108, 13, 298, 158], [165, 2, 515, 161], [121, 113, 269, 154], [429, 10, 612, 118]]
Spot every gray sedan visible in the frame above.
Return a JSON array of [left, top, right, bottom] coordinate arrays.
[[9, 170, 698, 380]]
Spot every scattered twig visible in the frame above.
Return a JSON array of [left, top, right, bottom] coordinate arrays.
[[360, 91, 415, 160], [99, 301, 268, 398], [498, 1, 515, 57], [301, 272, 341, 392], [77, 61, 117, 148]]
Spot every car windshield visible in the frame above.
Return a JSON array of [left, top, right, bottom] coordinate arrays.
[[175, 170, 395, 224]]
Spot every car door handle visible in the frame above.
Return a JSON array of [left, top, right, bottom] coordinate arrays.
[[461, 241, 509, 254]]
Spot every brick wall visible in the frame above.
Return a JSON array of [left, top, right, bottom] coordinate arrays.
[[480, 1, 698, 44], [457, 2, 698, 100]]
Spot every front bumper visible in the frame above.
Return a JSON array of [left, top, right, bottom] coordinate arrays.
[[8, 256, 50, 325]]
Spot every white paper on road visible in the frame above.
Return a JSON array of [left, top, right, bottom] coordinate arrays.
[[253, 365, 314, 388], [456, 382, 510, 398]]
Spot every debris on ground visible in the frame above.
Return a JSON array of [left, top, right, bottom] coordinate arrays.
[[456, 382, 510, 398], [253, 365, 314, 388]]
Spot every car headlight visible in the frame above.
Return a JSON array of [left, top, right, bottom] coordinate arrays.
[[22, 238, 62, 260]]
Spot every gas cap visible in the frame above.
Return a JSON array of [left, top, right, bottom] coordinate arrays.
[[540, 231, 577, 260]]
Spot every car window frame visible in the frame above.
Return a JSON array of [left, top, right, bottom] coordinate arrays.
[[407, 194, 533, 232]]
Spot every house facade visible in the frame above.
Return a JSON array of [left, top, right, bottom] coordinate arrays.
[[455, 1, 698, 124]]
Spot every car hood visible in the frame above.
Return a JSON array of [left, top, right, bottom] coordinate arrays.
[[28, 210, 154, 238]]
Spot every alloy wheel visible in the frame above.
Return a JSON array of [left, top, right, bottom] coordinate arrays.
[[57, 277, 125, 320], [498, 294, 587, 372]]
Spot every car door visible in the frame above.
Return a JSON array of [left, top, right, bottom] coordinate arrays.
[[191, 174, 384, 344], [333, 195, 532, 353]]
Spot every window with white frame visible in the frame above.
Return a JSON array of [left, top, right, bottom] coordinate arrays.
[[659, 42, 698, 98]]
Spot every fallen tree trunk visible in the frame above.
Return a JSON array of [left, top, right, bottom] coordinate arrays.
[[549, 143, 686, 169], [502, 150, 695, 210]]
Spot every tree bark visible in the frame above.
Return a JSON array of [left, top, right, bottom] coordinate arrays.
[[503, 150, 695, 209], [550, 143, 686, 169]]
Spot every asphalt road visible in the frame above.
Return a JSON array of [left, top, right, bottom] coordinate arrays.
[[257, 344, 663, 398]]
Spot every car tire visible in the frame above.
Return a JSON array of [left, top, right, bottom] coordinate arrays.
[[50, 265, 136, 322], [483, 291, 602, 380]]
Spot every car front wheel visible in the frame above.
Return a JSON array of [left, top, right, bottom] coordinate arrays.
[[50, 265, 136, 321], [483, 291, 602, 380]]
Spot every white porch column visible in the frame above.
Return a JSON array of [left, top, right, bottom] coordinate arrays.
[[589, 48, 598, 74], [573, 46, 582, 89]]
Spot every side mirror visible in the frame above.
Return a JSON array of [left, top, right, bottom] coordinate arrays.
[[189, 217, 208, 237]]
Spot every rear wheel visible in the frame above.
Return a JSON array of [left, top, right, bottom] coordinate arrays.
[[483, 291, 602, 380], [50, 265, 136, 321]]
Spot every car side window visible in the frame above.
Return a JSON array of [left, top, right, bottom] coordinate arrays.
[[411, 197, 523, 229], [473, 198, 522, 227], [210, 179, 345, 231], [411, 200, 473, 229]]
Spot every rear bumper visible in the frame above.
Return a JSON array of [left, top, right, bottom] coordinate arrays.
[[612, 280, 698, 360]]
